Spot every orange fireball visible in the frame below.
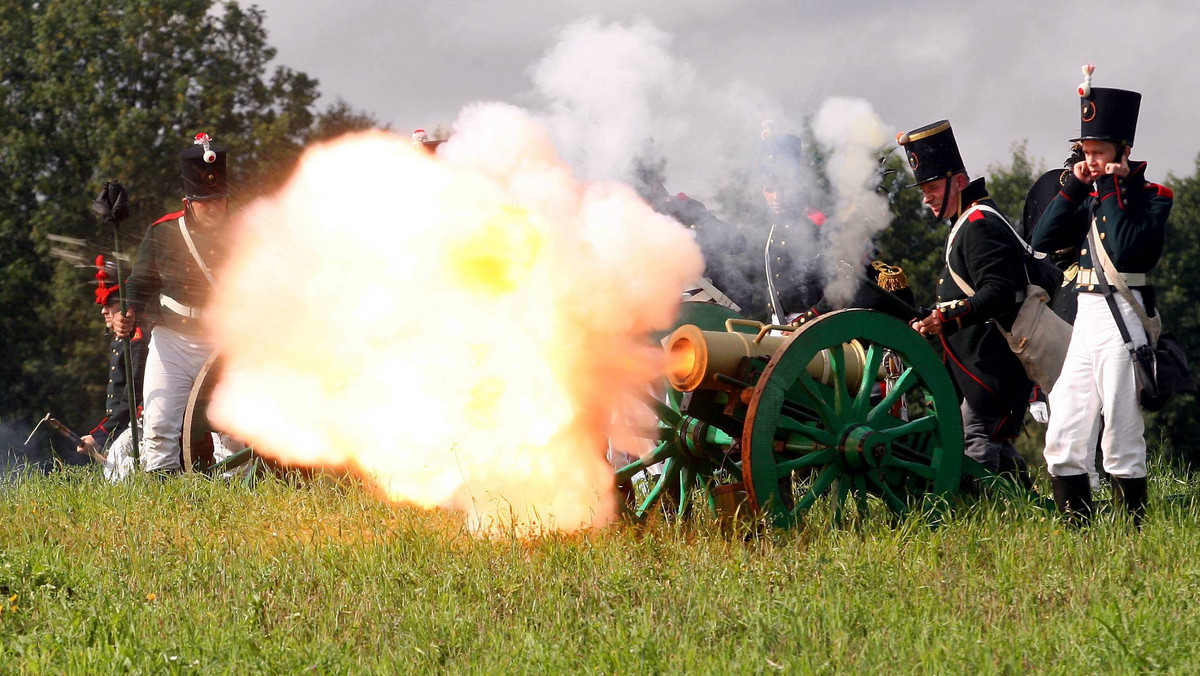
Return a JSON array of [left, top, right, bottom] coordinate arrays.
[[204, 103, 703, 534]]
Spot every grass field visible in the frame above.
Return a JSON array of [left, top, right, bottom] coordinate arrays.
[[3, 465, 1200, 674]]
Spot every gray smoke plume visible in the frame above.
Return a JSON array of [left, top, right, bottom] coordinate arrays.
[[527, 18, 895, 317]]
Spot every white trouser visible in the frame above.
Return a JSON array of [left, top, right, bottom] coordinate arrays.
[[102, 426, 237, 481], [1044, 290, 1148, 479], [103, 425, 141, 481], [141, 326, 213, 472]]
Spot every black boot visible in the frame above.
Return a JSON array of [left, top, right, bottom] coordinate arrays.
[[1111, 476, 1148, 528], [1051, 473, 1094, 527]]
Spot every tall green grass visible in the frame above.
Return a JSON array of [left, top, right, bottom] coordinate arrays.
[[2, 466, 1199, 673]]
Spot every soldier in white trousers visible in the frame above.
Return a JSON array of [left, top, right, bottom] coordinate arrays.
[[114, 133, 236, 473], [1032, 69, 1173, 525]]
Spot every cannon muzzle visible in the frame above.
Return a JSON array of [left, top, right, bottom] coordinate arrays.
[[665, 319, 874, 393]]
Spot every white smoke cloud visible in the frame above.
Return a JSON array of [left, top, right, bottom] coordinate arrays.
[[810, 97, 894, 306], [528, 19, 898, 317]]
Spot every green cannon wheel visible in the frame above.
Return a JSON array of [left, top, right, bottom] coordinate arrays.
[[742, 309, 964, 528], [613, 301, 747, 521]]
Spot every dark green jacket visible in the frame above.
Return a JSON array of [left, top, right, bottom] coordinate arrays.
[[1031, 160, 1172, 287], [125, 210, 231, 333]]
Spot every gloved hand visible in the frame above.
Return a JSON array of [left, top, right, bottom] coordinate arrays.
[[1030, 400, 1049, 424]]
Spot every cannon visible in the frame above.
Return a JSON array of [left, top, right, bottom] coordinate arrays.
[[614, 303, 1031, 528]]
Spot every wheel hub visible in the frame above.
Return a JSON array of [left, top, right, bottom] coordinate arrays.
[[836, 424, 889, 471]]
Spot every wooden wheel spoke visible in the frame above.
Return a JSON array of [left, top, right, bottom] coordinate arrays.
[[852, 343, 885, 418], [867, 474, 910, 516], [614, 441, 671, 483], [854, 475, 869, 517], [882, 455, 937, 481], [636, 457, 681, 517], [828, 344, 851, 418], [834, 478, 851, 528], [777, 416, 839, 447], [644, 395, 682, 426], [775, 448, 836, 476], [796, 371, 839, 428], [792, 464, 840, 516], [677, 465, 696, 517], [867, 367, 919, 425], [611, 424, 673, 441], [876, 415, 938, 443]]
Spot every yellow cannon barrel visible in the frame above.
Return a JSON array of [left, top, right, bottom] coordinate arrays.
[[665, 320, 874, 393]]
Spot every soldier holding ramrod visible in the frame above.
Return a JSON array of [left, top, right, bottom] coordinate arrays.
[[112, 133, 236, 474]]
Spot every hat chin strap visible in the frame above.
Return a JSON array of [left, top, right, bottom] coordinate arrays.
[[934, 175, 954, 221]]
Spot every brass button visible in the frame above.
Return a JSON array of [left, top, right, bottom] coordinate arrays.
[[1088, 284, 1095, 291], [1081, 248, 1087, 256], [1100, 232, 1106, 240], [938, 278, 944, 284]]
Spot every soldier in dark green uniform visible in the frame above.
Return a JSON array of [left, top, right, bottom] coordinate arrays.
[[1032, 71, 1173, 525], [113, 132, 235, 473], [899, 120, 1034, 484]]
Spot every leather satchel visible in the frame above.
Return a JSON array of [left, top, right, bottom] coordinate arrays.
[[1088, 224, 1193, 411], [997, 284, 1073, 392]]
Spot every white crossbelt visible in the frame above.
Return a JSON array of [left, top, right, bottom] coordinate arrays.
[[159, 294, 202, 318], [1075, 268, 1146, 288]]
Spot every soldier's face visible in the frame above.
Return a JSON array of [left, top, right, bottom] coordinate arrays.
[[101, 302, 119, 329], [918, 174, 966, 217], [187, 197, 228, 228], [918, 180, 950, 214], [1080, 140, 1119, 181], [762, 187, 782, 215]]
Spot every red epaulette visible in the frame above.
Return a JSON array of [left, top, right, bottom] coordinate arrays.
[[1147, 183, 1174, 199], [151, 210, 185, 226], [967, 210, 986, 222]]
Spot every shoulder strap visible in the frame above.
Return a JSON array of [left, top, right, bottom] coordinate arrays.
[[945, 208, 977, 296], [178, 217, 217, 287], [945, 204, 1034, 296], [1088, 228, 1139, 355], [1089, 217, 1160, 343]]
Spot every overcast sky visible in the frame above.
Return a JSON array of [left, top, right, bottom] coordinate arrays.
[[247, 0, 1198, 200]]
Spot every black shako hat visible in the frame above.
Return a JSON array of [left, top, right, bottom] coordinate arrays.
[[1073, 87, 1140, 146], [181, 132, 228, 201], [897, 120, 965, 186], [758, 127, 806, 192]]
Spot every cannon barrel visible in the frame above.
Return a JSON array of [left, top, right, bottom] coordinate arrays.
[[664, 320, 875, 393]]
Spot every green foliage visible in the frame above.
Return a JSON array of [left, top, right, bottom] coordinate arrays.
[[4, 470, 1200, 671], [1148, 159, 1200, 466], [0, 1, 378, 430], [985, 140, 1042, 224]]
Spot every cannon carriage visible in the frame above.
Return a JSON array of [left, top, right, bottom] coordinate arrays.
[[615, 302, 1031, 529]]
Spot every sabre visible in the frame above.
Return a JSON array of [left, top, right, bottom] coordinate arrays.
[[91, 181, 140, 462]]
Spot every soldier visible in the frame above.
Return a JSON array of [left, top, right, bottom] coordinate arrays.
[[1022, 145, 1109, 492], [899, 120, 1034, 485], [77, 255, 150, 479], [1032, 72, 1172, 526], [112, 132, 235, 473], [759, 126, 829, 322], [631, 140, 750, 311]]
